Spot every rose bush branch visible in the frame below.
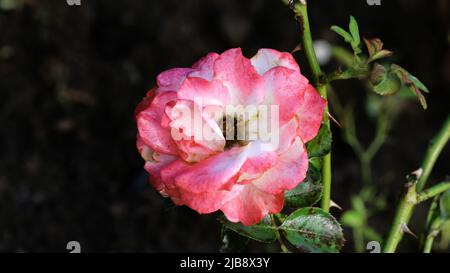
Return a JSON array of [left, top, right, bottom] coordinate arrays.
[[421, 197, 442, 253], [417, 182, 450, 203], [383, 114, 450, 253], [423, 217, 441, 253], [289, 0, 332, 212]]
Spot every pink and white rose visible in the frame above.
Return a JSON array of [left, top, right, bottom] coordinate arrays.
[[135, 48, 325, 226]]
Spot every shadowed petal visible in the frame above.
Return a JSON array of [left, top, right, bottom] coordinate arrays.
[[297, 84, 326, 142]]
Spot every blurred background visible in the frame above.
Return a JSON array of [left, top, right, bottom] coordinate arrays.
[[0, 0, 449, 252]]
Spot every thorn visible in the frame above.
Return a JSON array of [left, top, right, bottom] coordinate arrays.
[[291, 44, 302, 54], [401, 223, 417, 238], [411, 168, 423, 180], [330, 200, 343, 210], [327, 112, 342, 128], [288, 0, 306, 7], [407, 168, 423, 183]]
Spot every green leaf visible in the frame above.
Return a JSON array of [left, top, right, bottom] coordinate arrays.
[[340, 210, 363, 228], [373, 76, 401, 95], [370, 63, 401, 95], [391, 64, 429, 109], [407, 73, 429, 93], [306, 124, 332, 158], [330, 25, 353, 43], [440, 190, 450, 220], [349, 16, 361, 52], [220, 215, 277, 243], [363, 227, 382, 242], [439, 220, 450, 250], [369, 50, 393, 63], [331, 46, 355, 68], [364, 38, 381, 57], [280, 207, 345, 253], [285, 163, 323, 208], [351, 196, 367, 216], [364, 38, 392, 62], [414, 89, 428, 109]]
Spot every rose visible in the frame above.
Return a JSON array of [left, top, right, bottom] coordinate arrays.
[[135, 48, 325, 226]]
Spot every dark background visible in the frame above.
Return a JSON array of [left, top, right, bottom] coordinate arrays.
[[0, 0, 449, 252]]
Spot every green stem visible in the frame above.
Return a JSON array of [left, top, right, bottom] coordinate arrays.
[[383, 182, 417, 253], [417, 182, 450, 203], [423, 217, 441, 253], [291, 1, 332, 212], [360, 157, 372, 185], [271, 215, 289, 253], [421, 197, 440, 252], [417, 116, 450, 191], [383, 115, 450, 253], [353, 227, 365, 253]]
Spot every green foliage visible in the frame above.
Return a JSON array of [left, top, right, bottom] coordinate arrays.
[[285, 163, 323, 208], [330, 26, 353, 44], [370, 63, 402, 95], [440, 190, 450, 220], [364, 38, 393, 63], [280, 207, 344, 253], [437, 220, 450, 250], [367, 63, 430, 109], [390, 64, 429, 109], [221, 204, 345, 253], [349, 16, 361, 54], [329, 16, 429, 109], [306, 124, 332, 158], [0, 0, 22, 10], [331, 16, 361, 55], [340, 189, 385, 251], [220, 216, 277, 243]]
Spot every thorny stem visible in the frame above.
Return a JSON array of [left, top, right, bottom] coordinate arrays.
[[290, 0, 332, 212], [383, 182, 417, 253], [383, 115, 450, 253]]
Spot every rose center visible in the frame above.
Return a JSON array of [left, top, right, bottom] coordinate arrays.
[[221, 115, 250, 149]]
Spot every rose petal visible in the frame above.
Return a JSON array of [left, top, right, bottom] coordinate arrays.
[[175, 140, 277, 194], [177, 76, 231, 106], [221, 184, 284, 226], [297, 84, 326, 142], [263, 66, 309, 125], [214, 48, 265, 105], [251, 48, 300, 75], [134, 88, 156, 117], [190, 52, 220, 81], [136, 92, 179, 155], [144, 153, 178, 195], [253, 137, 308, 194], [165, 99, 225, 162], [178, 187, 241, 214], [156, 68, 195, 93], [175, 146, 247, 194]]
